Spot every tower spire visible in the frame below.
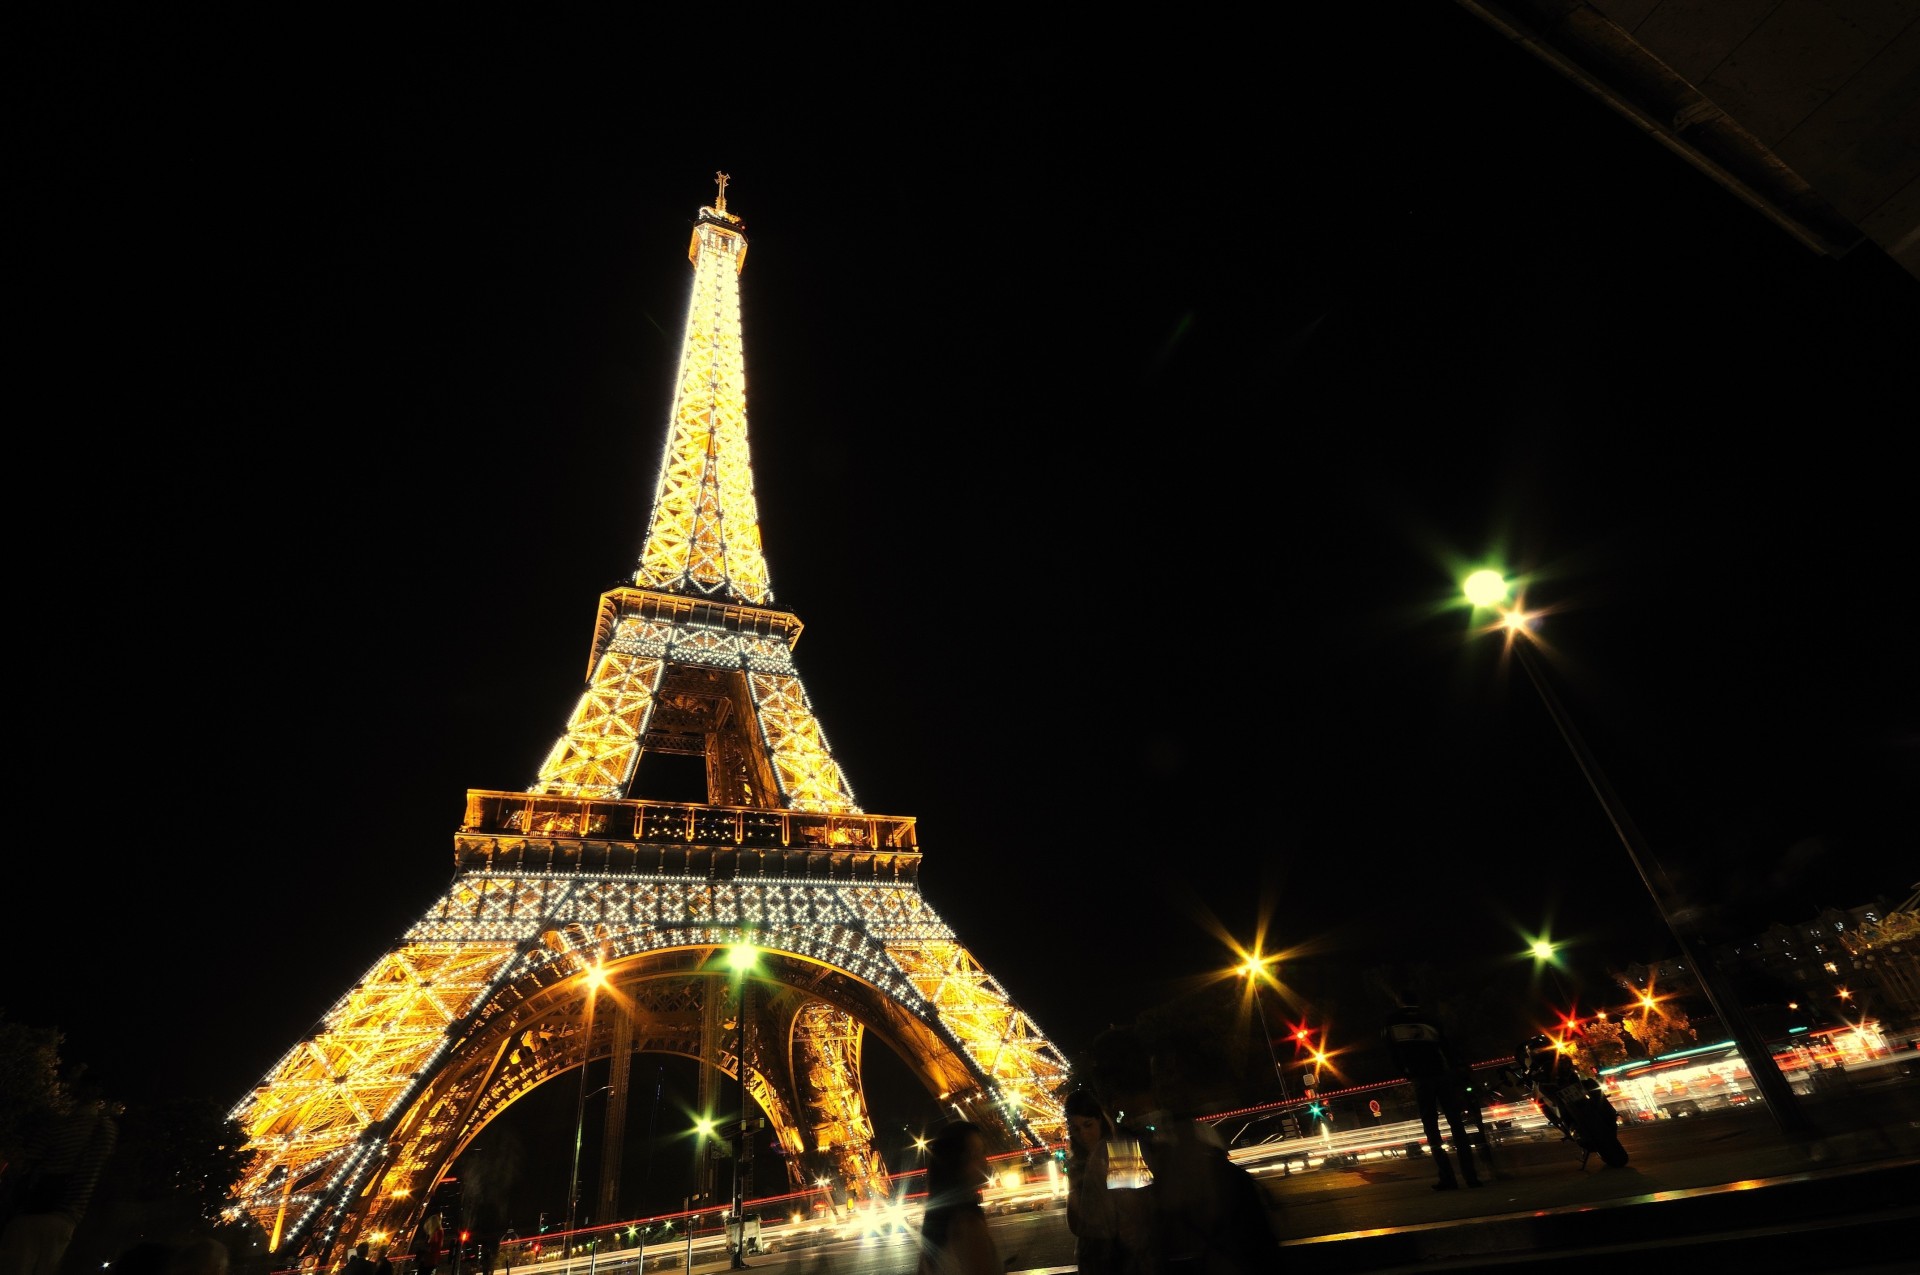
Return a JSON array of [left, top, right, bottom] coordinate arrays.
[[633, 177, 767, 601]]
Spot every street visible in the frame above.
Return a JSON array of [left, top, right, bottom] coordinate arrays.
[[500, 1065, 1919, 1274]]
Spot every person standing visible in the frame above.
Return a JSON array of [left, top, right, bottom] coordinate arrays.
[[0, 1075, 121, 1275], [408, 1213, 444, 1275], [1063, 1089, 1151, 1275], [1382, 994, 1484, 1190], [1089, 1026, 1284, 1274], [341, 1243, 374, 1275], [913, 1121, 1003, 1275]]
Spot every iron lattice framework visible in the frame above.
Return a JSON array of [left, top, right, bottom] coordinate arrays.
[[228, 175, 1070, 1260]]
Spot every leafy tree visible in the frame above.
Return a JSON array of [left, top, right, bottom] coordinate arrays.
[[3, 1014, 270, 1275], [1568, 1005, 1696, 1072], [71, 1095, 268, 1275], [0, 1012, 66, 1172]]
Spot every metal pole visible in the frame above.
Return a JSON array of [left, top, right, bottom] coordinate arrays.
[[565, 984, 602, 1275], [1247, 979, 1295, 1133], [1509, 637, 1813, 1138], [730, 977, 750, 1270], [565, 1074, 587, 1275]]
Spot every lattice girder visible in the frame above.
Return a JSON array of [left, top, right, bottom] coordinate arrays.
[[789, 1002, 892, 1206], [531, 608, 858, 812], [229, 940, 525, 1249], [886, 940, 1071, 1140], [233, 872, 1069, 1260], [633, 202, 771, 604], [533, 652, 665, 797]]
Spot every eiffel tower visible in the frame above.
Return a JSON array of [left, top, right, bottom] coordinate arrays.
[[228, 175, 1071, 1262]]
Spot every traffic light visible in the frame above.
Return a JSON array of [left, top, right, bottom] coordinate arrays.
[[1308, 1101, 1325, 1123], [537, 1213, 549, 1234]]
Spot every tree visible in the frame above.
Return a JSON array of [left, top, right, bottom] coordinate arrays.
[[1568, 1005, 1697, 1073], [0, 1012, 66, 1173], [60, 1090, 268, 1275]]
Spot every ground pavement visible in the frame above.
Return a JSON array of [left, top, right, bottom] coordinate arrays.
[[1261, 1075, 1920, 1273]]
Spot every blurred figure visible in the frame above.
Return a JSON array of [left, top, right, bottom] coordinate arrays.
[[466, 1200, 504, 1275], [163, 1239, 228, 1275], [913, 1121, 1003, 1275], [342, 1242, 375, 1275], [108, 1237, 228, 1275], [0, 1074, 120, 1275], [373, 1248, 395, 1275], [1090, 1026, 1284, 1274], [1064, 1089, 1151, 1274], [409, 1213, 444, 1275], [1382, 993, 1484, 1190]]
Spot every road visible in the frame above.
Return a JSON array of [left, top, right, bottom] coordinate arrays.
[[517, 1063, 1920, 1273]]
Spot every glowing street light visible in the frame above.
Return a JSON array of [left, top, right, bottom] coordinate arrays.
[[1238, 950, 1310, 1138], [1460, 570, 1811, 1138], [1237, 954, 1287, 1093]]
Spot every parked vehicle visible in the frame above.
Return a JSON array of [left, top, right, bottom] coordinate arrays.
[[1501, 1034, 1630, 1168]]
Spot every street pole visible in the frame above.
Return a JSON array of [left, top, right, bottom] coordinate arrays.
[[1244, 974, 1294, 1131], [564, 970, 603, 1268], [565, 1065, 589, 1275], [1507, 636, 1814, 1138], [730, 967, 751, 1270]]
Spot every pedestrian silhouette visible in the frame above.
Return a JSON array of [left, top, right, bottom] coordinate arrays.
[[0, 1072, 121, 1275], [1087, 1025, 1284, 1273], [342, 1242, 375, 1275], [409, 1213, 444, 1275], [107, 1237, 228, 1275], [1063, 1088, 1151, 1275], [1381, 991, 1485, 1190], [913, 1120, 1004, 1275]]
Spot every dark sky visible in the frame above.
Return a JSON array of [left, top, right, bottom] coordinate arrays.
[[12, 6, 1915, 1198]]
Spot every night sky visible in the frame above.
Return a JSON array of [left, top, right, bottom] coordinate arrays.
[[13, 7, 1916, 1221]]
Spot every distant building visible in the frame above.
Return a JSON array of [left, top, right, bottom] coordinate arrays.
[[1616, 884, 1920, 1035]]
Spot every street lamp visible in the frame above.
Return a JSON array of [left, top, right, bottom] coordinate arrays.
[[1460, 570, 1812, 1138], [565, 962, 608, 1258], [1237, 954, 1295, 1131], [686, 1119, 714, 1275], [725, 940, 759, 1270]]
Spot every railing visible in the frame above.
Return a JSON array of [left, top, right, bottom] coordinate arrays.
[[462, 791, 916, 852]]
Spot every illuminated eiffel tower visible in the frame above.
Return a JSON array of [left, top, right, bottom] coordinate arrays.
[[228, 175, 1071, 1262]]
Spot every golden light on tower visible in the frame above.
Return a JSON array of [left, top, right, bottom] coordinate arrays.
[[223, 175, 1074, 1262]]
